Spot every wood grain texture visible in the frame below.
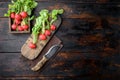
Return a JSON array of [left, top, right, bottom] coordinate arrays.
[[0, 2, 120, 18], [0, 51, 119, 79], [0, 0, 120, 3], [0, 17, 119, 52], [0, 18, 30, 52], [0, 0, 120, 80]]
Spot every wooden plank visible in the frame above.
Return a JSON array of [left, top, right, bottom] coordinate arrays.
[[0, 8, 7, 17], [57, 13, 120, 52], [1, 76, 119, 80], [0, 51, 119, 79], [0, 0, 11, 2], [0, 2, 120, 17], [0, 77, 94, 80], [35, 0, 120, 3], [0, 0, 120, 3], [0, 15, 120, 52], [0, 18, 30, 52]]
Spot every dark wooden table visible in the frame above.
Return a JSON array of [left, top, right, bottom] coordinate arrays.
[[0, 0, 120, 80]]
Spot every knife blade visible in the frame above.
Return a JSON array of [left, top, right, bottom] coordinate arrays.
[[31, 44, 61, 71]]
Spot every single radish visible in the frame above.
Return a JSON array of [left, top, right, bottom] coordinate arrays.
[[15, 19, 21, 25], [45, 30, 51, 36], [22, 24, 29, 30], [18, 26, 24, 31], [39, 34, 47, 40], [20, 11, 28, 18], [10, 12, 15, 19], [11, 24, 17, 30], [50, 25, 56, 31], [15, 14, 22, 21], [29, 42, 36, 49]]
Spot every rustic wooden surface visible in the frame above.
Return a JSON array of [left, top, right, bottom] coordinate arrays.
[[0, 0, 120, 80]]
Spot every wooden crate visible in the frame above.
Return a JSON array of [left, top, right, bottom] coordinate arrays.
[[9, 18, 30, 33]]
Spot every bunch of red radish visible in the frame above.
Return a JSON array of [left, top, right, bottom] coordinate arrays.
[[29, 24, 56, 49], [10, 11, 29, 31]]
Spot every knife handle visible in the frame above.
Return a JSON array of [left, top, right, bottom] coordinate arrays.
[[31, 56, 48, 71]]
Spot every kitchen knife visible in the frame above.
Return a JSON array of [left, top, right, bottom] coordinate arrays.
[[31, 44, 62, 71]]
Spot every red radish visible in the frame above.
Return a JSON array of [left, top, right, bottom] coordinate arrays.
[[22, 24, 29, 30], [29, 42, 36, 49], [15, 19, 21, 25], [20, 11, 28, 18], [10, 12, 15, 19], [39, 34, 47, 40], [50, 25, 56, 31], [45, 30, 51, 36], [18, 26, 24, 31], [11, 24, 17, 30], [15, 14, 22, 20]]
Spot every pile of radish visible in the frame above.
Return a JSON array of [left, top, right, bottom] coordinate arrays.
[[4, 0, 64, 49], [10, 12, 29, 31], [29, 9, 64, 49], [4, 0, 38, 32], [39, 25, 56, 40], [29, 24, 56, 49]]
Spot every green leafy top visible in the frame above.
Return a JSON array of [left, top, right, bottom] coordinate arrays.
[[32, 9, 64, 44], [4, 0, 38, 17], [50, 9, 64, 24]]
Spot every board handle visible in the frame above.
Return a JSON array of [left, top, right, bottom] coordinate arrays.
[[31, 56, 48, 71]]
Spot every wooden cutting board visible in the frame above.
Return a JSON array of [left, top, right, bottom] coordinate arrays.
[[21, 16, 62, 60], [31, 36, 63, 71]]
